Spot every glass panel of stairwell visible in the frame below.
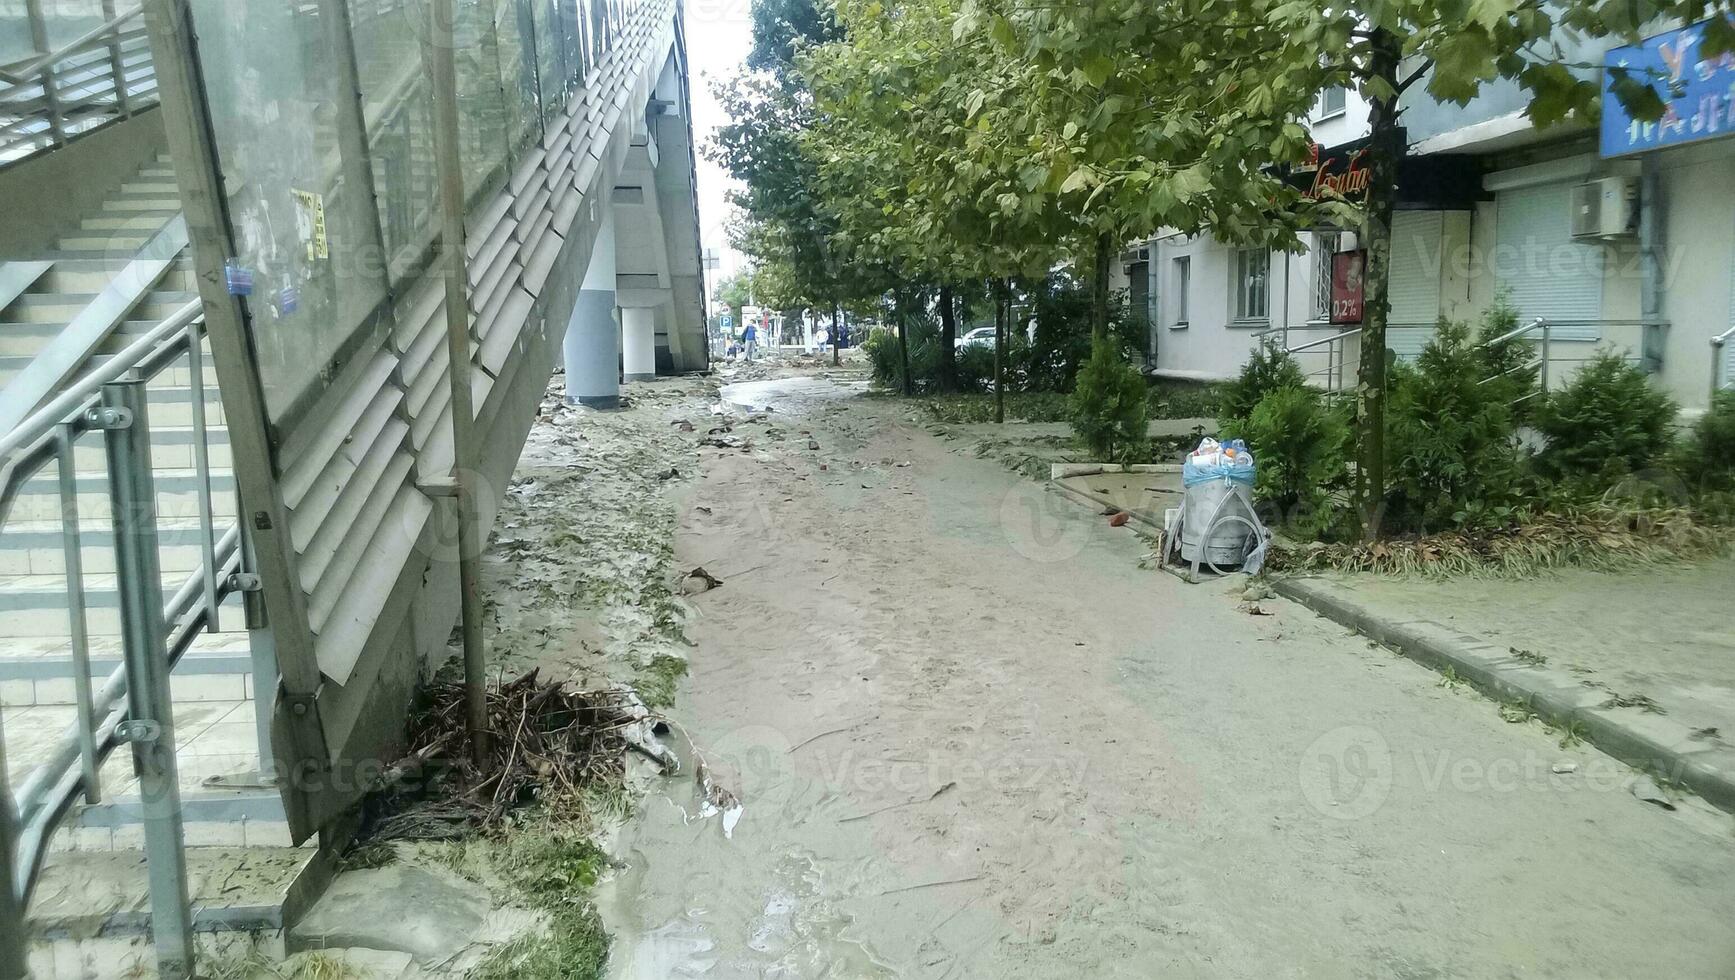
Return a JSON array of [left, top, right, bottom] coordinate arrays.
[[348, 0, 440, 284], [185, 0, 389, 424]]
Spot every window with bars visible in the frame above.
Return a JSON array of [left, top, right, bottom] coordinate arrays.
[[1234, 248, 1269, 323], [1312, 231, 1341, 321]]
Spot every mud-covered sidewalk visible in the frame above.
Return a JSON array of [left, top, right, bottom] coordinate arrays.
[[588, 370, 1735, 978]]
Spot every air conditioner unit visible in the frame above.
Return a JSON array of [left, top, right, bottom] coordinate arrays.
[[1571, 177, 1639, 241]]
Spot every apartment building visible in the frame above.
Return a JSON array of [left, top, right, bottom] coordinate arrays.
[[1141, 18, 1735, 415]]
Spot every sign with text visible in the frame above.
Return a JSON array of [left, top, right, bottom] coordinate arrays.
[[1330, 250, 1366, 325], [1602, 18, 1735, 157]]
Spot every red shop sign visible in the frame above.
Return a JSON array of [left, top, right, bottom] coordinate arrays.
[[1330, 249, 1366, 325]]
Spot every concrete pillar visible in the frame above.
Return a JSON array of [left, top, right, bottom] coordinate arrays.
[[622, 306, 657, 381], [564, 209, 619, 407]]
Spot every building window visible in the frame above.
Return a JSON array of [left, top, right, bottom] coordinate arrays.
[[1171, 256, 1190, 327], [1316, 86, 1346, 120], [1312, 231, 1341, 321], [1234, 248, 1269, 323]]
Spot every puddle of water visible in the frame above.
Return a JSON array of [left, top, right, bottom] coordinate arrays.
[[597, 728, 900, 979], [718, 377, 865, 415]]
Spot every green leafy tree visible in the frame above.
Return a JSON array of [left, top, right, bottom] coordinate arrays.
[[1220, 341, 1309, 436]]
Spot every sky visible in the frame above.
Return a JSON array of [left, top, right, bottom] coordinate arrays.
[[683, 0, 755, 291]]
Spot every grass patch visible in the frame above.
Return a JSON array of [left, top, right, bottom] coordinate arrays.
[[920, 391, 1071, 424], [470, 818, 613, 980], [1147, 380, 1225, 420], [1272, 508, 1731, 579], [634, 652, 689, 710]]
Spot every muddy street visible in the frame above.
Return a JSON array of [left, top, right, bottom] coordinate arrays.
[[579, 367, 1735, 979]]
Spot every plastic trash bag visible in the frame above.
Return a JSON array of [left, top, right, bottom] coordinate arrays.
[[1182, 437, 1255, 487]]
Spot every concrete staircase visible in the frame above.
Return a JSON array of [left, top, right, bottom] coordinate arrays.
[[0, 155, 292, 859]]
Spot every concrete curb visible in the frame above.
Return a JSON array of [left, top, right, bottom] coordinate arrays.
[[1272, 575, 1735, 815]]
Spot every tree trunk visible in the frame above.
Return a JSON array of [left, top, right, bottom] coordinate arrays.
[[831, 300, 841, 366], [1092, 230, 1113, 344], [1354, 27, 1403, 541], [994, 277, 1009, 424], [896, 291, 913, 396], [938, 284, 958, 393]]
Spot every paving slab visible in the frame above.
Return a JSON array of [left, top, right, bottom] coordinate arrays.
[[1274, 561, 1735, 813], [290, 864, 491, 966]]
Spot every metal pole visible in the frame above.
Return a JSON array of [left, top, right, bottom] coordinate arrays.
[[23, 0, 67, 148], [1714, 338, 1727, 403], [428, 0, 491, 765], [185, 328, 219, 632], [101, 0, 130, 116], [1539, 320, 1550, 393], [57, 426, 102, 802], [0, 726, 26, 980], [100, 377, 194, 978]]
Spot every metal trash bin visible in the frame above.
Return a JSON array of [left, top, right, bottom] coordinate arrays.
[[1179, 478, 1258, 567]]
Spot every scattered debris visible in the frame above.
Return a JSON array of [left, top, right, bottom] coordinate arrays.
[[1107, 511, 1130, 527], [1630, 774, 1677, 810], [656, 466, 680, 481], [1497, 700, 1536, 724], [366, 670, 656, 839], [1509, 646, 1548, 666], [1551, 761, 1578, 774], [1236, 600, 1272, 616], [1601, 692, 1666, 714], [681, 566, 725, 594], [1689, 726, 1722, 741]]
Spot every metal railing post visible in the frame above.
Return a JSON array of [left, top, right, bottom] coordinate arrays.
[[23, 0, 67, 148], [98, 377, 194, 978], [1539, 319, 1550, 393], [0, 731, 26, 980], [57, 425, 103, 803], [101, 0, 131, 116]]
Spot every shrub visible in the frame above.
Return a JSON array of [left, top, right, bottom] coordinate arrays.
[[1237, 386, 1350, 538], [1534, 351, 1677, 485], [1219, 341, 1307, 434], [1384, 318, 1524, 532], [1682, 389, 1735, 489], [1070, 338, 1148, 462]]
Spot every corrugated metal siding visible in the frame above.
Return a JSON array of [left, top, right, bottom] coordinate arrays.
[[1497, 182, 1603, 341], [1387, 210, 1444, 358]]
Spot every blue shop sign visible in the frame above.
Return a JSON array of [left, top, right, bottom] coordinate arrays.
[[1602, 19, 1735, 157]]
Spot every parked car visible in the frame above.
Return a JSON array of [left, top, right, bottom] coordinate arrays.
[[955, 326, 996, 349]]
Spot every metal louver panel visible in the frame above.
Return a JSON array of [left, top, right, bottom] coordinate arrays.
[[1497, 182, 1603, 341]]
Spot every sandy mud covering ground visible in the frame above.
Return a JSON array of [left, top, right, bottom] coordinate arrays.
[[592, 364, 1735, 979], [1323, 560, 1735, 765]]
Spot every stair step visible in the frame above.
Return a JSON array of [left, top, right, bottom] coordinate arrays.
[[36, 257, 193, 293], [0, 290, 198, 325], [0, 575, 245, 638], [118, 181, 179, 196], [78, 211, 182, 232], [0, 516, 235, 576], [98, 196, 181, 212]]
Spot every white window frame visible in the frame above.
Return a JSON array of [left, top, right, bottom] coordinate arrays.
[[1311, 231, 1341, 322], [1233, 247, 1269, 324], [1170, 255, 1190, 328], [1315, 86, 1347, 121]]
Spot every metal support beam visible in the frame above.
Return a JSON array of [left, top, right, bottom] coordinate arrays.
[[23, 0, 67, 146], [428, 0, 491, 765], [102, 378, 194, 979], [56, 426, 102, 804], [141, 0, 331, 837]]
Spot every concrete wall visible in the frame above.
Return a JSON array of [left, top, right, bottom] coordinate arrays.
[[0, 108, 167, 256]]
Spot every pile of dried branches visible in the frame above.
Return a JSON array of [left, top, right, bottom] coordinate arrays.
[[366, 669, 660, 840]]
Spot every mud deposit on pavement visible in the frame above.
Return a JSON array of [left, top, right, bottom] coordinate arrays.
[[593, 365, 1735, 979]]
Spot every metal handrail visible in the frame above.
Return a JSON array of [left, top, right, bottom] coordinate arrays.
[[1714, 324, 1735, 399], [0, 309, 242, 969], [1286, 326, 1361, 354], [0, 2, 153, 162], [0, 7, 144, 85]]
